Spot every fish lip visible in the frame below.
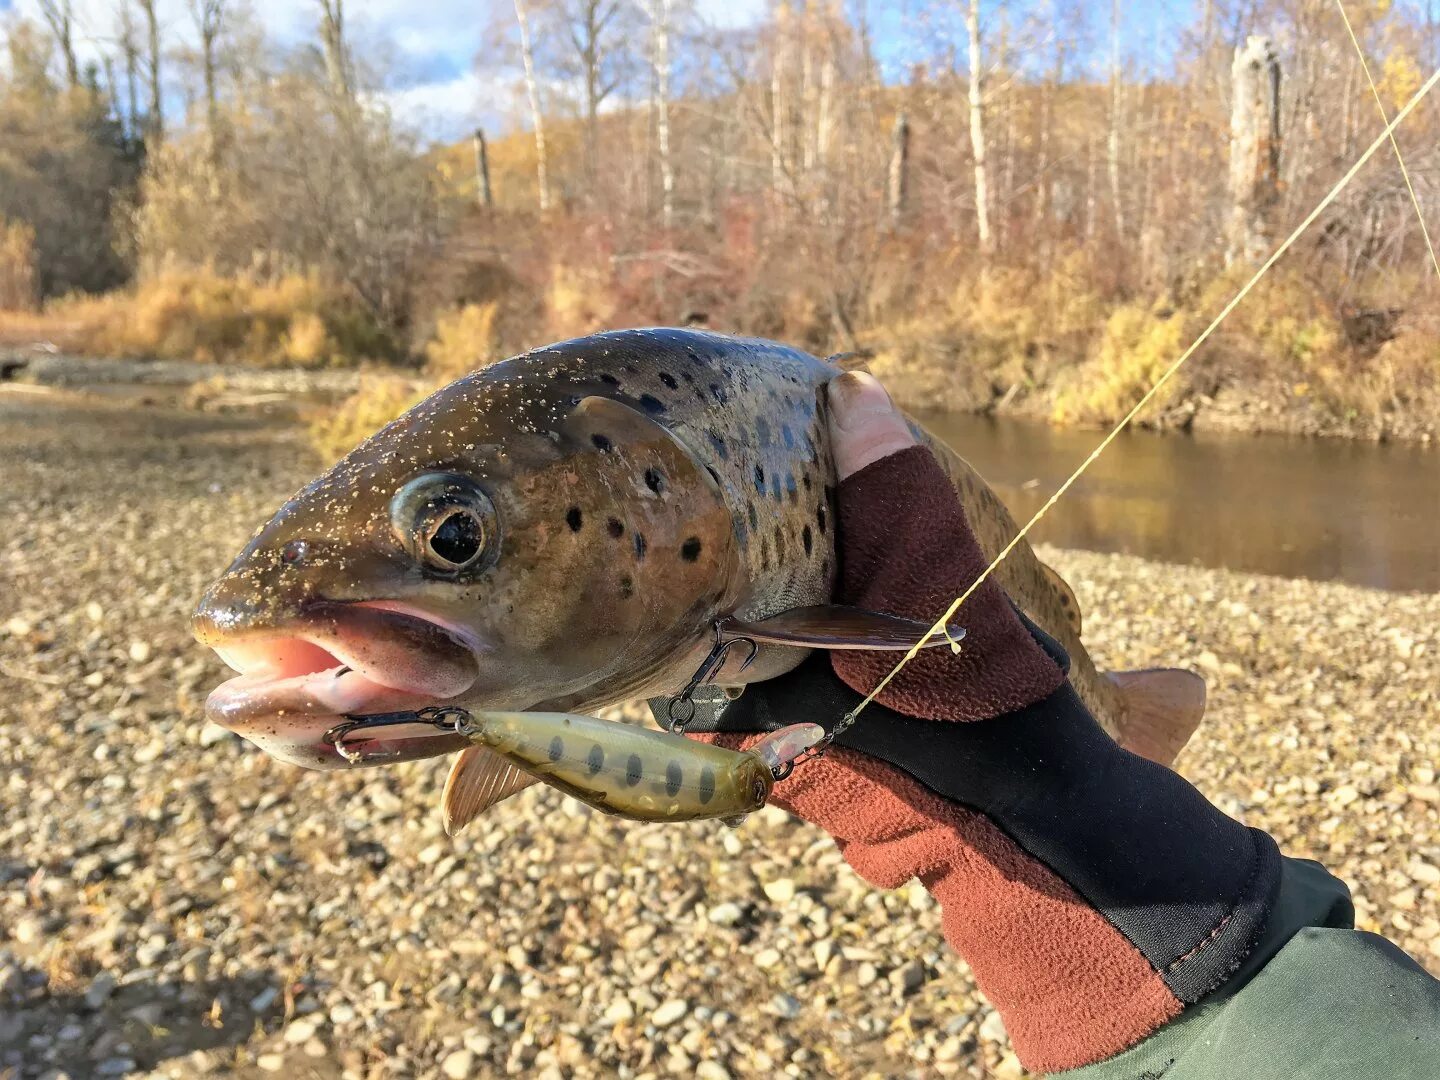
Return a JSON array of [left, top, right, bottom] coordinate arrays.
[[197, 600, 481, 770]]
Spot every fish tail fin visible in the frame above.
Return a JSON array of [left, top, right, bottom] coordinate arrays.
[[1038, 561, 1082, 637], [1106, 668, 1207, 769]]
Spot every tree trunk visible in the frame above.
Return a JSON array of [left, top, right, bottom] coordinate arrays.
[[514, 0, 551, 213], [1108, 0, 1125, 238], [317, 0, 354, 103], [1226, 36, 1282, 266], [966, 0, 993, 256], [118, 1, 142, 140], [191, 1, 226, 166], [473, 129, 493, 209], [39, 2, 81, 89], [888, 110, 910, 224], [771, 3, 791, 199], [649, 0, 675, 228], [138, 0, 163, 142]]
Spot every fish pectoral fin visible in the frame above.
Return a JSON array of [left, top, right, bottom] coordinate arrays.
[[720, 606, 966, 651], [1107, 668, 1208, 769], [442, 746, 538, 836]]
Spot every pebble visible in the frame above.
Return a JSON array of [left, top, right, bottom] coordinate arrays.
[[650, 999, 689, 1027], [440, 1049, 474, 1078], [2, 396, 1438, 1080]]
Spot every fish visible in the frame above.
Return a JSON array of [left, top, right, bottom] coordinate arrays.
[[193, 327, 1205, 831]]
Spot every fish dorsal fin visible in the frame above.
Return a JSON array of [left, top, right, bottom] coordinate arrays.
[[720, 606, 966, 651], [442, 747, 538, 836], [1038, 561, 1083, 637], [1107, 668, 1207, 768]]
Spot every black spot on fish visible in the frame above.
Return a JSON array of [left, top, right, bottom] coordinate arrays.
[[756, 417, 771, 443], [802, 525, 813, 555], [659, 371, 678, 390], [747, 502, 759, 529], [817, 505, 827, 534], [802, 472, 812, 492], [698, 766, 716, 804], [645, 468, 665, 494], [592, 433, 612, 452], [599, 373, 620, 387], [634, 533, 647, 559], [607, 518, 625, 538], [785, 473, 798, 502], [760, 536, 771, 569], [665, 761, 683, 797], [709, 433, 728, 460], [781, 424, 795, 449], [625, 754, 643, 786], [619, 575, 634, 599], [681, 537, 702, 562], [587, 744, 604, 775], [639, 393, 666, 415], [548, 736, 565, 763], [681, 370, 695, 383], [709, 383, 725, 403], [774, 525, 784, 554], [566, 506, 583, 532], [754, 464, 765, 492]]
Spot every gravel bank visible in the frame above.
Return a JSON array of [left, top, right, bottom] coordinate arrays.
[[2, 394, 1437, 1080]]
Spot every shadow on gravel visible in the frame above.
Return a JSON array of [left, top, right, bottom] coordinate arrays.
[[1, 963, 283, 1078]]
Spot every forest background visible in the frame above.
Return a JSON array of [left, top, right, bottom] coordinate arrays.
[[2, 0, 1439, 445]]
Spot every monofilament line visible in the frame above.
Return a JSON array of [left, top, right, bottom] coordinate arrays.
[[1335, 1, 1440, 284], [840, 62, 1440, 730]]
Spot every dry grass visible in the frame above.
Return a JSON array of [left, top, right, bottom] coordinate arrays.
[[308, 374, 431, 463], [425, 302, 501, 380], [0, 270, 398, 367]]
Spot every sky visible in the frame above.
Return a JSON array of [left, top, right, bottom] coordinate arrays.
[[0, 0, 1197, 143]]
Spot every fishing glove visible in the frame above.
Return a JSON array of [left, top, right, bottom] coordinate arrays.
[[666, 375, 1282, 1075]]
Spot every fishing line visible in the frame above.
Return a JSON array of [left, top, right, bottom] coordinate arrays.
[[1335, 1, 1440, 284], [837, 61, 1440, 734]]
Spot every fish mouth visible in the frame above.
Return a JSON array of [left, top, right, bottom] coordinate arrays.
[[195, 601, 479, 770]]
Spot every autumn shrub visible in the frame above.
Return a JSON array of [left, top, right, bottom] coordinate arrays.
[[0, 218, 38, 311], [1050, 302, 1190, 426], [425, 302, 501, 380], [42, 270, 399, 367], [309, 374, 432, 463]]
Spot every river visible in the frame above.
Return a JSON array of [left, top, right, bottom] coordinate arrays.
[[922, 413, 1439, 594]]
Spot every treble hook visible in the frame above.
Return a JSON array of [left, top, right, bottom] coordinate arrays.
[[664, 624, 759, 733], [323, 706, 475, 765]]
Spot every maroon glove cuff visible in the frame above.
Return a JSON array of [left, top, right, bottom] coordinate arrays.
[[830, 446, 1065, 720]]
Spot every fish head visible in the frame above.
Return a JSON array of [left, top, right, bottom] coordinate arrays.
[[194, 362, 740, 769]]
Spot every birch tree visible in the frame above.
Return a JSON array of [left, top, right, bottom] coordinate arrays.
[[189, 0, 226, 163], [513, 0, 551, 212], [641, 0, 676, 228], [139, 0, 163, 141], [37, 1, 80, 89], [966, 0, 993, 255], [1226, 35, 1282, 266]]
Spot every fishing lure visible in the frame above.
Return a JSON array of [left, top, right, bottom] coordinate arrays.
[[326, 708, 824, 824]]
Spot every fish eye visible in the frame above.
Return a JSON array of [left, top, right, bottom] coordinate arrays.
[[391, 473, 498, 575]]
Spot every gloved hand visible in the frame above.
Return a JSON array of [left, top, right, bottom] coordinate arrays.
[[670, 373, 1281, 1075]]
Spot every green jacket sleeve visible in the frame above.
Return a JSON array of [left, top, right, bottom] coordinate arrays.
[[1056, 858, 1440, 1080]]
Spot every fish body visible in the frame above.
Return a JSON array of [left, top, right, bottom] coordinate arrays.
[[448, 711, 822, 822], [194, 328, 1203, 809]]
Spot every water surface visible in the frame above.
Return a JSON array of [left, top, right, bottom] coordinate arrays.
[[922, 413, 1439, 593]]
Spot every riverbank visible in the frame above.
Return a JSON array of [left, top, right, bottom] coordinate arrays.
[[1, 394, 1436, 1079]]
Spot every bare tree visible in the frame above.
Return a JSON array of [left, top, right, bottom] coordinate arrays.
[[115, 1, 142, 138], [189, 0, 227, 163], [513, 0, 551, 213], [1107, 0, 1124, 238], [642, 0, 675, 228], [473, 129, 493, 208], [1226, 35, 1282, 266], [37, 1, 81, 89], [966, 0, 993, 255], [560, 0, 626, 183], [139, 0, 163, 141], [317, 0, 354, 104], [888, 110, 910, 224]]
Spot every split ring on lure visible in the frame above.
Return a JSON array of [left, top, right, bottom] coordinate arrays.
[[325, 708, 825, 824]]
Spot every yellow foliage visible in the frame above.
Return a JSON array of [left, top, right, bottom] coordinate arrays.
[[547, 265, 617, 340], [309, 375, 432, 463], [37, 270, 397, 367], [425, 302, 500, 380], [0, 218, 38, 311], [1051, 303, 1189, 426], [1380, 49, 1422, 112]]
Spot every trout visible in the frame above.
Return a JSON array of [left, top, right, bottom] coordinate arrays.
[[194, 328, 1203, 830]]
